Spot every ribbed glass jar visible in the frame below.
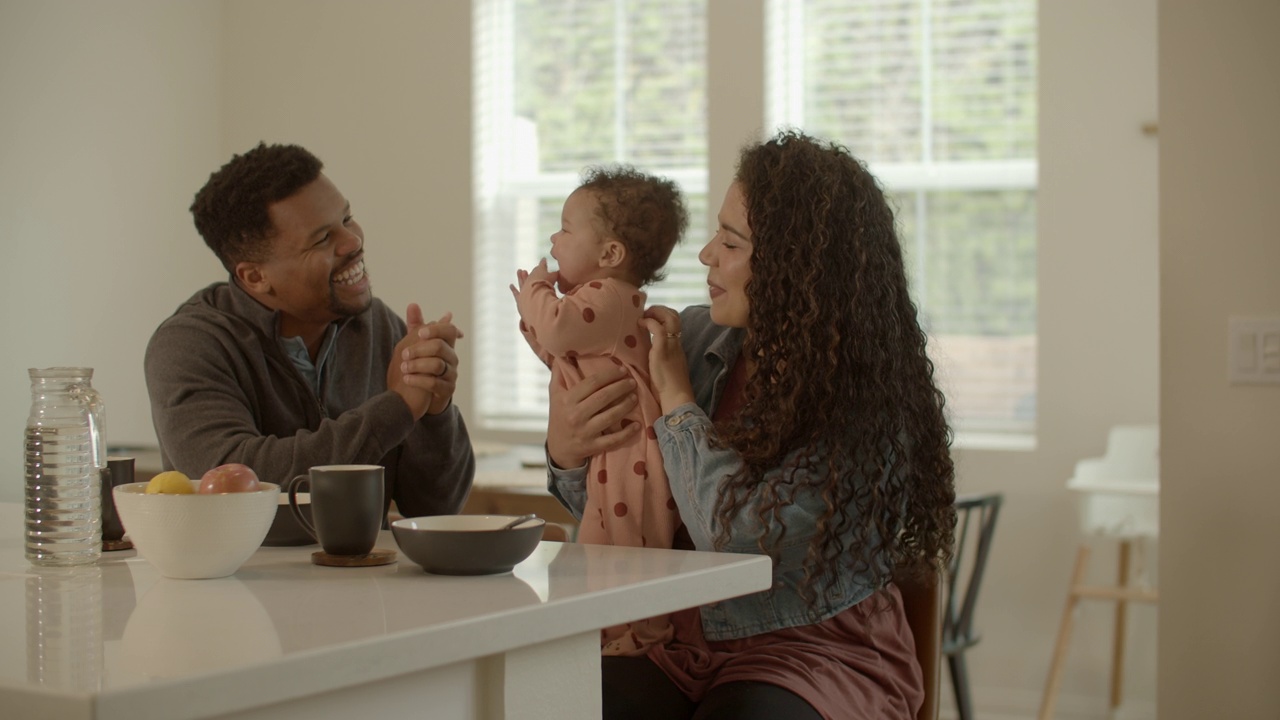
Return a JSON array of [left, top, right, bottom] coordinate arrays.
[[25, 367, 106, 566]]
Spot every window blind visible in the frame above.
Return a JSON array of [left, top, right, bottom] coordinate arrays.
[[766, 0, 1038, 434], [473, 0, 709, 431]]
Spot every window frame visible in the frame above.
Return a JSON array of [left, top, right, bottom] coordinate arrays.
[[764, 0, 1040, 439], [472, 0, 709, 433]]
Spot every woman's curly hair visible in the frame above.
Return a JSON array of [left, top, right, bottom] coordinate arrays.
[[579, 165, 688, 287], [712, 130, 956, 595]]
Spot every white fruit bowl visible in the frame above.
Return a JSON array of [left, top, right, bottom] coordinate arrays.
[[113, 481, 280, 579]]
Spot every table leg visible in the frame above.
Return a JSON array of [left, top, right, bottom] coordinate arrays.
[[485, 630, 601, 720]]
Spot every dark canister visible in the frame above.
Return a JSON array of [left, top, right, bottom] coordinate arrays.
[[100, 456, 135, 551]]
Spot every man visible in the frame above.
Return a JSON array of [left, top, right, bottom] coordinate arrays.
[[145, 142, 474, 519]]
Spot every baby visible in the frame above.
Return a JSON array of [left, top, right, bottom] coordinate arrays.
[[512, 165, 688, 655]]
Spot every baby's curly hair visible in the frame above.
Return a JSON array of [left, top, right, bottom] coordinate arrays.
[[190, 143, 324, 272], [713, 130, 956, 596], [578, 165, 688, 287]]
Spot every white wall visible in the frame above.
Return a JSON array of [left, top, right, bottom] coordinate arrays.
[[218, 0, 474, 420], [943, 2, 1161, 717], [0, 0, 224, 502], [1158, 1, 1280, 717], [0, 1, 1171, 717]]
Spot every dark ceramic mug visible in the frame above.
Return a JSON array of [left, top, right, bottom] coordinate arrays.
[[100, 456, 135, 544], [286, 465, 384, 556]]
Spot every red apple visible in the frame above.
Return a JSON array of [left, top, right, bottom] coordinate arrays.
[[198, 463, 262, 494]]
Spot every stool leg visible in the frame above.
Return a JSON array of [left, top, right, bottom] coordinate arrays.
[[949, 651, 974, 720], [1038, 545, 1091, 720], [1110, 540, 1132, 710]]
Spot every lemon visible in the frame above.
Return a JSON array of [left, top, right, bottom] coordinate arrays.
[[146, 470, 194, 495]]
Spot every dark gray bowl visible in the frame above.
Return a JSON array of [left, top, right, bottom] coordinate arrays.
[[392, 515, 545, 575]]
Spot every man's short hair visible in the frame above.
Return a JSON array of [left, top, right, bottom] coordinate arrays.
[[190, 143, 323, 272]]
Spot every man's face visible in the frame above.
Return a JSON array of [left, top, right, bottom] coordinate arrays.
[[250, 174, 371, 336]]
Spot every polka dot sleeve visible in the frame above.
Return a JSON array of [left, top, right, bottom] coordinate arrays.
[[514, 277, 644, 359]]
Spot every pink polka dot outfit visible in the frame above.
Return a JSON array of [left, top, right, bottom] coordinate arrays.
[[515, 275, 679, 655]]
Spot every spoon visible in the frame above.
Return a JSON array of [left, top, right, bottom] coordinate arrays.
[[500, 513, 540, 531]]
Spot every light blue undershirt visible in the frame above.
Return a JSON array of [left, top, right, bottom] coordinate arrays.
[[280, 325, 339, 400]]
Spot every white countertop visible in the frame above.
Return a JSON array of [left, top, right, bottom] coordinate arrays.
[[0, 503, 771, 720]]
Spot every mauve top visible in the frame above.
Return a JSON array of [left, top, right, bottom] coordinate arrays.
[[645, 357, 924, 720]]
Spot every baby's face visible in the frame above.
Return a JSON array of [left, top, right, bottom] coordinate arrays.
[[550, 188, 611, 291]]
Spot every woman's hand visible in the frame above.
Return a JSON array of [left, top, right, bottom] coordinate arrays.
[[546, 366, 639, 470], [641, 306, 695, 414]]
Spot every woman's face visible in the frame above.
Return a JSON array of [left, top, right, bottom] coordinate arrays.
[[699, 182, 753, 328]]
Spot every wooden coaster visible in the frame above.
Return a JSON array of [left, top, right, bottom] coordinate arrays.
[[102, 538, 133, 552], [311, 548, 397, 567]]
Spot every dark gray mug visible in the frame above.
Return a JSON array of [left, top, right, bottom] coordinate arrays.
[[286, 465, 384, 556]]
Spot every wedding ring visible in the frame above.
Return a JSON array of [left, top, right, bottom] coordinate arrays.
[[666, 332, 681, 339]]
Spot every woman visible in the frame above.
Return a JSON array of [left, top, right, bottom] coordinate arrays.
[[546, 130, 956, 720]]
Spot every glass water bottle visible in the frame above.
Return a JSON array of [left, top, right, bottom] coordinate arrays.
[[25, 367, 106, 566]]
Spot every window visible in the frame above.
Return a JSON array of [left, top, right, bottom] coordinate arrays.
[[474, 0, 1036, 437], [766, 0, 1038, 436], [473, 0, 709, 431]]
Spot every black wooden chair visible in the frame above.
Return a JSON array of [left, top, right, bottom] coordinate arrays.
[[943, 492, 1003, 720]]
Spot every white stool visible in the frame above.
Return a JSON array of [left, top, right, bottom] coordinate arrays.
[[1038, 425, 1159, 720]]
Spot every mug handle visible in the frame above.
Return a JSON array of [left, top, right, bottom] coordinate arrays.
[[287, 474, 318, 542]]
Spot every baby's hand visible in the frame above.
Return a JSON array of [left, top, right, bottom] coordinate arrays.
[[509, 267, 531, 301], [509, 260, 558, 300], [527, 258, 557, 286]]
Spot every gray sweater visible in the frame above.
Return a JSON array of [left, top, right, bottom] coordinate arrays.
[[144, 281, 474, 518]]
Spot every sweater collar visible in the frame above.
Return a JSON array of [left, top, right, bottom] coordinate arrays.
[[223, 277, 284, 339], [221, 277, 356, 341]]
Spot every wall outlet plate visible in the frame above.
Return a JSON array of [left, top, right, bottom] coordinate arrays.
[[1228, 316, 1280, 385]]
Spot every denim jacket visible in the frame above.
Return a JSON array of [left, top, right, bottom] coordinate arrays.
[[549, 305, 884, 641]]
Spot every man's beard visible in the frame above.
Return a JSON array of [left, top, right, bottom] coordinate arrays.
[[329, 274, 373, 318]]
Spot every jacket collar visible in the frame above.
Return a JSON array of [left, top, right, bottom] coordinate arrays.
[[705, 321, 745, 372], [223, 277, 282, 339]]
